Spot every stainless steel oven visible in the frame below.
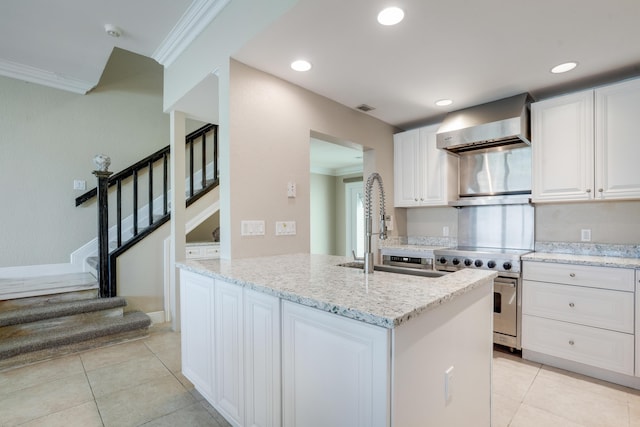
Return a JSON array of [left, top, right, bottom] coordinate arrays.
[[493, 276, 519, 348]]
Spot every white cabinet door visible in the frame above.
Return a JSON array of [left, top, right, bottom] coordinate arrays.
[[215, 279, 244, 426], [394, 128, 421, 207], [595, 78, 640, 200], [180, 270, 215, 402], [244, 289, 281, 427], [531, 90, 594, 202], [282, 301, 389, 427], [394, 124, 457, 207]]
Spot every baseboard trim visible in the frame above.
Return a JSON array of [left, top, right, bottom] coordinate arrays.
[[0, 263, 81, 279], [146, 311, 167, 325]]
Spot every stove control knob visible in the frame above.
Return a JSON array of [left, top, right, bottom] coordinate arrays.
[[452, 258, 460, 265], [438, 257, 447, 264], [464, 259, 472, 266], [503, 262, 512, 270], [487, 260, 496, 269], [474, 259, 483, 267]]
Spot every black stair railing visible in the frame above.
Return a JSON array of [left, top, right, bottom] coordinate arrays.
[[77, 123, 218, 297]]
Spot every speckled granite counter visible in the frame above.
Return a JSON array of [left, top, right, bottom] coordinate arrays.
[[178, 253, 496, 329], [523, 241, 640, 269], [522, 252, 640, 269]]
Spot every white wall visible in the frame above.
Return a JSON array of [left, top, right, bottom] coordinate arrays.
[[0, 48, 169, 268], [226, 60, 397, 258]]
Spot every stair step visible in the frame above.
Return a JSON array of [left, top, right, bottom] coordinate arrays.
[[0, 311, 151, 361], [0, 273, 97, 308], [0, 297, 127, 333]]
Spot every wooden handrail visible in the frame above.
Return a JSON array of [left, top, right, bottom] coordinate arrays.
[[81, 123, 218, 297]]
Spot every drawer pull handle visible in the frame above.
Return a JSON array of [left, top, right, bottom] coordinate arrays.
[[569, 273, 576, 278], [569, 302, 575, 308], [569, 340, 575, 346]]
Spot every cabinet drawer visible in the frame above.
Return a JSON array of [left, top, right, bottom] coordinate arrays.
[[523, 281, 634, 333], [186, 246, 204, 259], [522, 315, 634, 375], [523, 261, 634, 292]]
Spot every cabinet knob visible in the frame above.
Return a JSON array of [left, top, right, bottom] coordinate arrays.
[[569, 273, 576, 278], [569, 302, 575, 308], [569, 340, 575, 346], [598, 188, 604, 192], [414, 198, 418, 202], [586, 189, 591, 193]]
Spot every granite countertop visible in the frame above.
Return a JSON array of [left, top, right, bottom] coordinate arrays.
[[522, 252, 640, 269], [178, 253, 496, 329]]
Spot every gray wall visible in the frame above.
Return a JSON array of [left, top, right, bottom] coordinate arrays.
[[0, 48, 169, 268]]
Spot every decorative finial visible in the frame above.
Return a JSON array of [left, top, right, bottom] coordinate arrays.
[[93, 154, 111, 172]]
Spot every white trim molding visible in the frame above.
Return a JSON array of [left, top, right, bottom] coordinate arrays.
[[0, 59, 94, 94], [152, 0, 232, 67]]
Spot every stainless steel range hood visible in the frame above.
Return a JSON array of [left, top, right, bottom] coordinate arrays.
[[436, 93, 532, 153]]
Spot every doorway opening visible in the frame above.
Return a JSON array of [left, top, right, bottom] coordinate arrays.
[[309, 135, 364, 256]]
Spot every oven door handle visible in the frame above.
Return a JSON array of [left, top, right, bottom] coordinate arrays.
[[494, 278, 517, 288]]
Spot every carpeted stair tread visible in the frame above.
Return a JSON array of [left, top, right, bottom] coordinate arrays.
[[0, 297, 127, 328], [0, 311, 151, 360]]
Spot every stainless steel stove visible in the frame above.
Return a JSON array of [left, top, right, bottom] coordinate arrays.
[[433, 246, 531, 277], [433, 203, 535, 351]]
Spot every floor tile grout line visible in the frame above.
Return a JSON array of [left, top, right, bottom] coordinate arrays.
[[79, 352, 106, 427]]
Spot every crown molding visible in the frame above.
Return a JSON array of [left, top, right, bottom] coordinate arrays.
[[311, 164, 363, 177], [0, 59, 94, 94], [153, 0, 231, 67]]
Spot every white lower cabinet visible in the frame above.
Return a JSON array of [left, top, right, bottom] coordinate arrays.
[[244, 289, 281, 427], [215, 280, 244, 426], [522, 261, 636, 378], [281, 301, 389, 427], [180, 271, 280, 427], [180, 270, 215, 402]]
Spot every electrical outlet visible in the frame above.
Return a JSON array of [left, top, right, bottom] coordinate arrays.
[[442, 226, 450, 237], [445, 366, 454, 404], [581, 229, 591, 242], [384, 215, 393, 231], [287, 182, 297, 198]]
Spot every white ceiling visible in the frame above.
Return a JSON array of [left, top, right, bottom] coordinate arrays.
[[0, 0, 193, 93], [2, 0, 640, 130], [235, 0, 640, 128]]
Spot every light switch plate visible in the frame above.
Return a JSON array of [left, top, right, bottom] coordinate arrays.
[[287, 182, 296, 198], [241, 220, 265, 236], [73, 179, 86, 190], [580, 229, 591, 242], [276, 221, 296, 236]]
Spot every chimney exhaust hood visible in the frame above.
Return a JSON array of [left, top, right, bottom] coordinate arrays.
[[436, 93, 532, 153]]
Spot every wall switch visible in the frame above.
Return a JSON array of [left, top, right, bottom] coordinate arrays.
[[287, 182, 297, 198], [442, 226, 450, 237], [581, 229, 591, 242], [73, 179, 86, 190], [445, 366, 454, 404], [241, 220, 265, 236], [276, 221, 296, 236]]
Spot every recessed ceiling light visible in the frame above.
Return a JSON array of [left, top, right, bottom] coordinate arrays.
[[291, 60, 312, 72], [551, 62, 578, 74], [377, 7, 405, 26], [435, 99, 453, 107]]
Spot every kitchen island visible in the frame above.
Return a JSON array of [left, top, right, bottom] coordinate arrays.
[[177, 253, 496, 427]]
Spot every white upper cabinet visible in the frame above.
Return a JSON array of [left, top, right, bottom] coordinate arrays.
[[532, 78, 640, 202], [393, 124, 458, 207], [595, 79, 640, 199]]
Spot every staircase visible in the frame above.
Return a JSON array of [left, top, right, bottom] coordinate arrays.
[[0, 273, 150, 370]]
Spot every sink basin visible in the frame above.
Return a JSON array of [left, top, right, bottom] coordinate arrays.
[[338, 262, 447, 278]]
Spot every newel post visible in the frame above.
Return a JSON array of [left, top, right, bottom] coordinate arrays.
[[93, 154, 113, 298]]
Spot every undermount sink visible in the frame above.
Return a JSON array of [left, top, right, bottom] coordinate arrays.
[[338, 262, 447, 278]]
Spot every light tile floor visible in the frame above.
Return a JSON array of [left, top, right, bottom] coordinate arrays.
[[1, 324, 639, 426]]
